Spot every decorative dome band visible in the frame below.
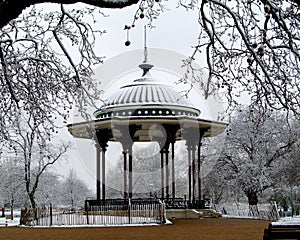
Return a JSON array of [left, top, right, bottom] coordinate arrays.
[[94, 105, 200, 120]]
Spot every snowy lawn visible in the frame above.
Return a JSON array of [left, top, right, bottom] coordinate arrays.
[[0, 217, 20, 227], [278, 216, 300, 223]]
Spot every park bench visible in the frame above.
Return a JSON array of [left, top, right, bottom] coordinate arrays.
[[263, 222, 300, 240]]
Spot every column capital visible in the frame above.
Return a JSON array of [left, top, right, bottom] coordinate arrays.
[[120, 139, 133, 153], [158, 140, 170, 153], [163, 124, 180, 144], [183, 128, 199, 148], [95, 129, 111, 152], [115, 124, 140, 142]]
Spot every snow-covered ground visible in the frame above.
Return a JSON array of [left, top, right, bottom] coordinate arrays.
[[222, 214, 300, 223], [0, 217, 20, 227], [20, 219, 173, 228], [0, 209, 172, 227], [0, 210, 20, 226], [0, 216, 172, 228], [278, 216, 300, 223], [1, 208, 299, 228]]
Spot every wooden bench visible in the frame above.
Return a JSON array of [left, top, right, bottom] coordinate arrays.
[[263, 222, 300, 240]]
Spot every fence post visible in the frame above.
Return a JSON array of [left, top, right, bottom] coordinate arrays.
[[86, 203, 89, 225], [34, 208, 38, 225], [158, 200, 166, 224], [49, 204, 53, 226], [162, 200, 166, 224], [128, 198, 131, 224]]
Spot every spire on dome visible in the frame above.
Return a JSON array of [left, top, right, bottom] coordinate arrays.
[[139, 25, 153, 76], [143, 25, 148, 63]]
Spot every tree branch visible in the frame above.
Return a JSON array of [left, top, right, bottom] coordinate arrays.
[[0, 0, 140, 29], [0, 46, 19, 103]]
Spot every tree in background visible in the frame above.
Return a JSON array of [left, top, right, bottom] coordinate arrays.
[[60, 169, 92, 208], [212, 106, 298, 216], [35, 171, 62, 207], [0, 163, 92, 208], [0, 159, 25, 210], [1, 108, 70, 208], [106, 143, 162, 198], [106, 142, 189, 199]]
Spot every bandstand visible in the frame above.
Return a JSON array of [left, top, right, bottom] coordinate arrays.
[[67, 57, 227, 210]]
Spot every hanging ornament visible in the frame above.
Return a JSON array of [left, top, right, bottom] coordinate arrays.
[[124, 25, 131, 46], [125, 40, 131, 46]]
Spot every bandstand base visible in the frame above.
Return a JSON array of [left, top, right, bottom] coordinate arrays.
[[166, 209, 221, 219]]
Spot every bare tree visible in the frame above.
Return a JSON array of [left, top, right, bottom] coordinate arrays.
[[61, 169, 91, 208], [0, 0, 163, 144], [3, 108, 70, 208], [0, 5, 105, 145], [179, 0, 299, 116], [35, 171, 62, 206], [218, 106, 298, 216], [278, 121, 300, 188], [0, 158, 25, 210]]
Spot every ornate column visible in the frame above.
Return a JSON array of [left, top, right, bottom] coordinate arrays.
[[117, 125, 137, 200], [96, 143, 101, 202], [163, 124, 179, 203], [95, 129, 110, 203], [187, 145, 192, 205], [128, 144, 133, 199], [197, 141, 202, 207], [171, 142, 175, 201], [160, 147, 165, 200], [120, 143, 133, 200], [158, 140, 170, 201], [165, 145, 170, 201], [101, 145, 107, 202], [192, 144, 196, 205], [120, 142, 133, 200], [156, 125, 177, 202], [196, 128, 207, 208], [122, 148, 128, 200], [184, 128, 199, 208]]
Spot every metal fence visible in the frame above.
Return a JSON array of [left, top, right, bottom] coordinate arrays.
[[214, 203, 279, 221], [20, 200, 166, 226]]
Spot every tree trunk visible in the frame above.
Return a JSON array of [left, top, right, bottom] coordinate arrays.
[[246, 190, 259, 217], [29, 193, 36, 209]]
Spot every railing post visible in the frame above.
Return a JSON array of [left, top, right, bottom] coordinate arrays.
[[35, 208, 39, 226], [86, 202, 89, 225], [128, 198, 131, 224], [158, 200, 166, 224], [49, 204, 53, 226], [162, 200, 166, 224]]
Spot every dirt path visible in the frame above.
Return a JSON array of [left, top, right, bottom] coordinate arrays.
[[0, 218, 270, 240]]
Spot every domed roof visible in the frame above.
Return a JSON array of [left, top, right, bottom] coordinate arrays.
[[94, 63, 201, 119]]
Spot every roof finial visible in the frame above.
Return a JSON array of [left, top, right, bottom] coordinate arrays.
[[143, 25, 148, 63], [139, 25, 153, 77]]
